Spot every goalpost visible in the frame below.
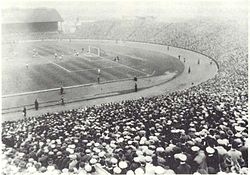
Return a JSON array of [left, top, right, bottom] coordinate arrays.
[[88, 46, 100, 56]]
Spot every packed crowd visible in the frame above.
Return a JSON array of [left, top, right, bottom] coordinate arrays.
[[2, 18, 248, 175], [2, 32, 62, 44]]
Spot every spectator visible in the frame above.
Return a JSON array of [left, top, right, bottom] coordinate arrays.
[[34, 99, 39, 110]]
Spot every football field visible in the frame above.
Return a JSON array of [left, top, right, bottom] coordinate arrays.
[[2, 40, 184, 96]]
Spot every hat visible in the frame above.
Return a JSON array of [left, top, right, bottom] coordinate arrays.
[[235, 133, 242, 138], [119, 161, 128, 169], [93, 148, 101, 153], [155, 166, 165, 174], [187, 140, 195, 146], [28, 158, 34, 163], [138, 155, 146, 163], [94, 143, 100, 147], [111, 157, 118, 164], [179, 154, 187, 162], [149, 145, 156, 150], [48, 151, 54, 155], [110, 143, 117, 148], [235, 126, 245, 132], [136, 150, 143, 156], [135, 168, 144, 175], [128, 141, 133, 145], [191, 146, 200, 152], [69, 154, 77, 160], [68, 144, 76, 149], [206, 147, 215, 154], [234, 138, 242, 144], [156, 147, 164, 152], [40, 167, 47, 173], [113, 166, 122, 174], [68, 149, 74, 154], [118, 138, 125, 143], [126, 170, 135, 175], [145, 156, 152, 163], [165, 146, 173, 153], [134, 157, 140, 163], [98, 151, 105, 157], [57, 151, 62, 156], [82, 140, 88, 143], [86, 149, 91, 154], [86, 143, 92, 147], [84, 164, 92, 172], [18, 152, 25, 157], [90, 158, 97, 164], [195, 138, 202, 143]]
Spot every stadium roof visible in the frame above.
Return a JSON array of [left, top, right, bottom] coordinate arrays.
[[2, 8, 63, 24]]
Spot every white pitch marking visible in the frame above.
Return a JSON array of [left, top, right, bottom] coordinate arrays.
[[69, 66, 124, 73], [99, 55, 148, 76], [50, 62, 71, 72], [2, 76, 140, 98], [109, 50, 145, 61]]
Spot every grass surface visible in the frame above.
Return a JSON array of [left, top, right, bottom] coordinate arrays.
[[2, 40, 184, 95]]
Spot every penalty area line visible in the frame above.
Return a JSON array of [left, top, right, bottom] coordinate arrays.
[[99, 56, 148, 76], [50, 62, 71, 72]]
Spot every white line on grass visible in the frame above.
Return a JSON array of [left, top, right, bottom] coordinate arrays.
[[99, 56, 148, 76], [50, 62, 71, 72], [108, 50, 145, 61], [69, 66, 124, 73], [2, 76, 136, 98]]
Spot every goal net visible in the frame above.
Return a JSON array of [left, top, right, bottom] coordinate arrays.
[[88, 46, 100, 56], [88, 46, 106, 57]]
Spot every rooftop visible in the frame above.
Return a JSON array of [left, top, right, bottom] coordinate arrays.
[[2, 8, 63, 24]]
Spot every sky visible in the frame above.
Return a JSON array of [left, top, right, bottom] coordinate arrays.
[[1, 0, 248, 22]]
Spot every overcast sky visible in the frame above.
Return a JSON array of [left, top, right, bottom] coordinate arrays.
[[2, 0, 248, 22]]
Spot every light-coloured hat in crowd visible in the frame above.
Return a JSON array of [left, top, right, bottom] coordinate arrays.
[[113, 166, 122, 174], [127, 170, 135, 175], [206, 147, 215, 154], [135, 167, 144, 175]]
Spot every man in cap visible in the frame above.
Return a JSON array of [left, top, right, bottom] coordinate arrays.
[[175, 153, 191, 174], [55, 152, 64, 170], [205, 147, 220, 173]]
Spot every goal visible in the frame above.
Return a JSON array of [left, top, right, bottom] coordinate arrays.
[[88, 46, 100, 56]]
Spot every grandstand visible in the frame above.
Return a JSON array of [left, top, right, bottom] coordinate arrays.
[[2, 8, 63, 33], [1, 4, 248, 175]]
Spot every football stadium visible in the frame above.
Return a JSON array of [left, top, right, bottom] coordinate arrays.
[[1, 1, 248, 175]]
